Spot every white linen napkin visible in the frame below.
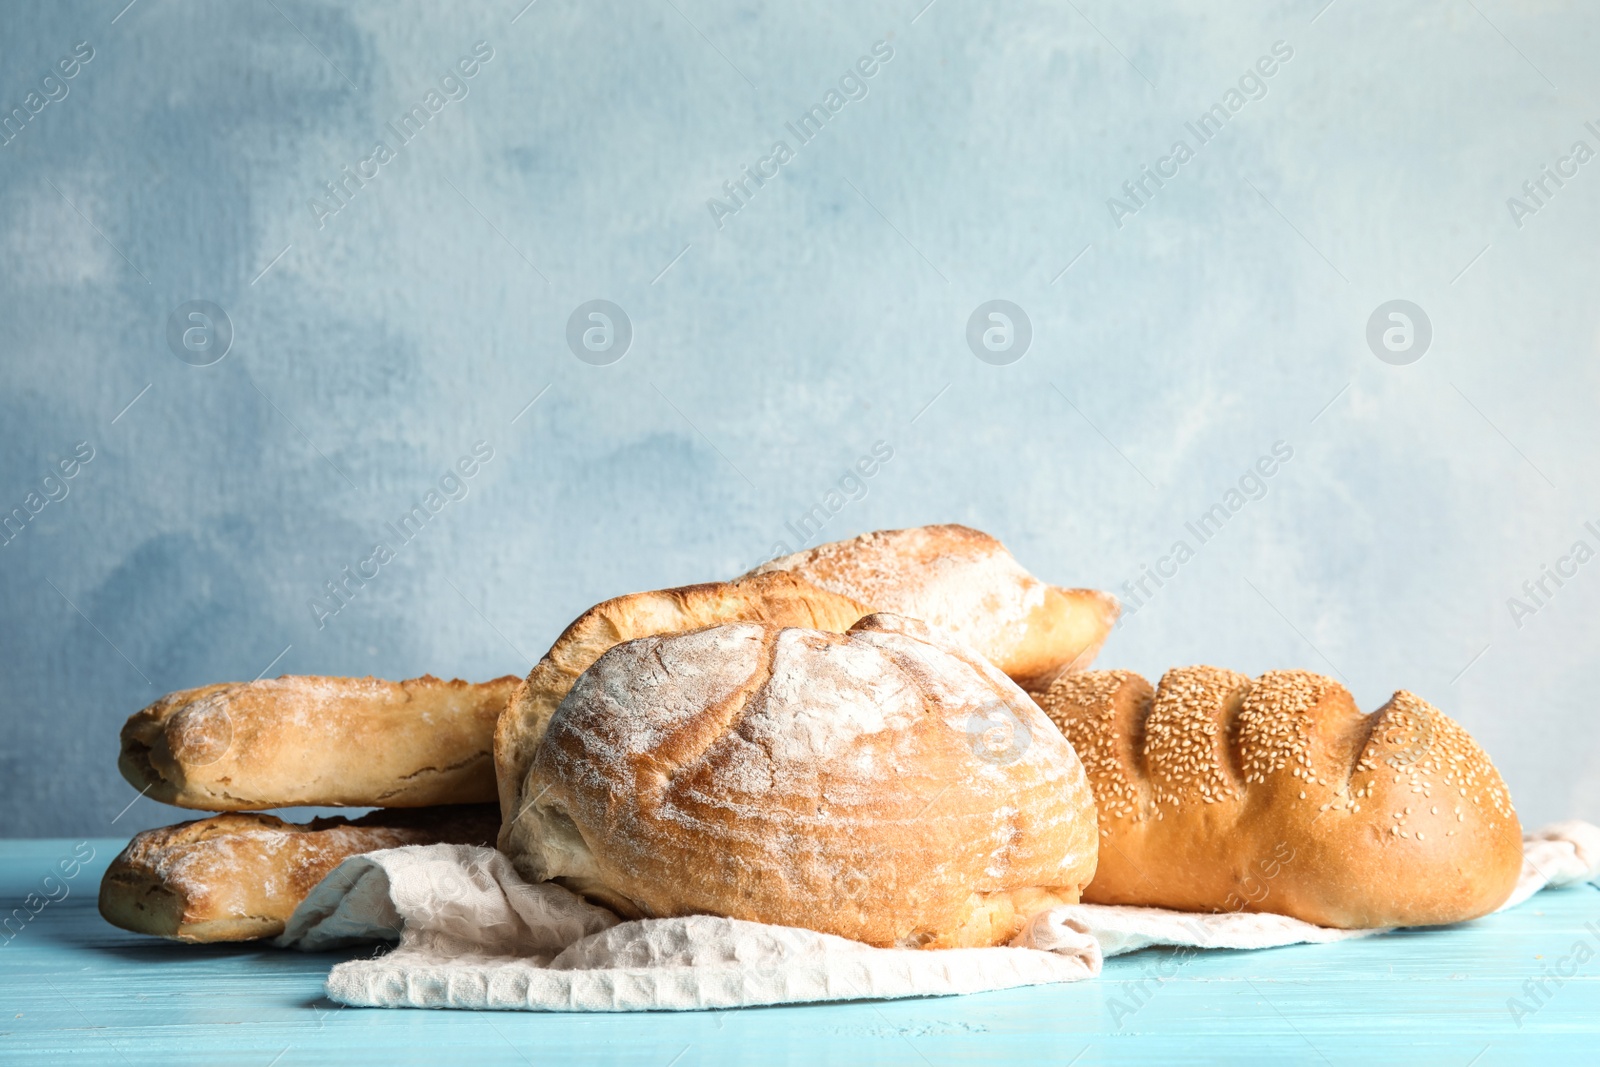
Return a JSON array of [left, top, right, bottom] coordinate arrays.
[[277, 820, 1600, 1012]]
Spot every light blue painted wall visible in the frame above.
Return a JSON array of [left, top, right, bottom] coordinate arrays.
[[2, 0, 1596, 837]]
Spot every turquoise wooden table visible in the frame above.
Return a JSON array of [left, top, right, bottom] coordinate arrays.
[[4, 840, 1597, 1065]]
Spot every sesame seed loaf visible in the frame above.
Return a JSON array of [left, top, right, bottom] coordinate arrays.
[[120, 674, 520, 810], [99, 805, 500, 942], [1033, 667, 1522, 928], [506, 614, 1100, 949]]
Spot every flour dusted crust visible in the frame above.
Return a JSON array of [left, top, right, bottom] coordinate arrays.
[[746, 524, 1119, 690], [494, 527, 1114, 853], [98, 806, 499, 942], [120, 675, 519, 810], [492, 570, 871, 828], [507, 614, 1098, 949], [1034, 667, 1523, 928]]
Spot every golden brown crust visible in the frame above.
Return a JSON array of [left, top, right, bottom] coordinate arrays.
[[508, 614, 1099, 949], [494, 524, 1115, 854], [119, 675, 519, 810], [747, 524, 1120, 690], [1034, 667, 1523, 928], [97, 806, 499, 942], [492, 571, 871, 830]]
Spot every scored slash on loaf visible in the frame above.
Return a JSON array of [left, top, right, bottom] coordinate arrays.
[[1032, 666, 1523, 928]]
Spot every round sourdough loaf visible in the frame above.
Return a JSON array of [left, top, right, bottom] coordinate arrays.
[[1034, 667, 1523, 928], [504, 613, 1099, 949]]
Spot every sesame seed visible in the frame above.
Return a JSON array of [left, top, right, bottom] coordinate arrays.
[[1038, 668, 1518, 867]]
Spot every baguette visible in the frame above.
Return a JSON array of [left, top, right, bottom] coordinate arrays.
[[120, 674, 518, 811], [1033, 667, 1522, 928], [98, 806, 499, 942], [747, 524, 1119, 690]]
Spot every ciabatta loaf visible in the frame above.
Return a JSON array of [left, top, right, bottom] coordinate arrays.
[[747, 525, 1118, 691], [1033, 667, 1522, 928], [98, 806, 499, 942], [120, 675, 518, 810], [505, 614, 1098, 949]]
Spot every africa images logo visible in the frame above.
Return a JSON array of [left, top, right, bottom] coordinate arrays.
[[966, 301, 1031, 365], [0, 41, 94, 148], [307, 42, 494, 230], [1365, 300, 1431, 365], [705, 40, 895, 230], [1106, 40, 1294, 229]]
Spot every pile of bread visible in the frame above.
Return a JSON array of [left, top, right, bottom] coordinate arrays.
[[101, 525, 1524, 949]]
